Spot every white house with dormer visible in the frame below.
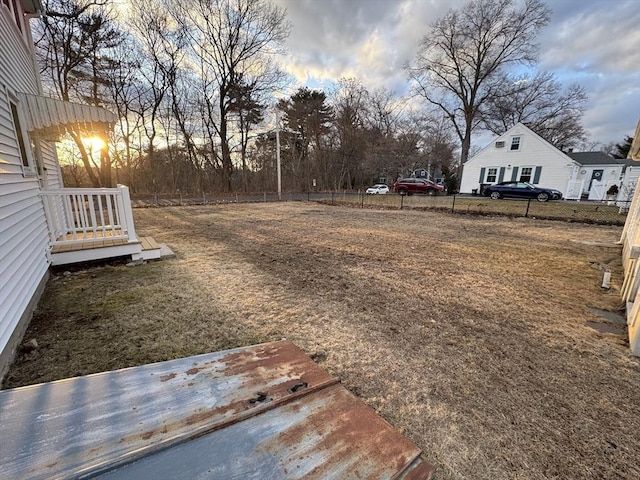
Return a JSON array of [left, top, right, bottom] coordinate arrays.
[[460, 123, 640, 202]]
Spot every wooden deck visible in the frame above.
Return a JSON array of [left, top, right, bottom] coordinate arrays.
[[51, 230, 128, 254], [50, 232, 162, 265]]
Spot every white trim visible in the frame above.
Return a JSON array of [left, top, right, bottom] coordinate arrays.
[[485, 166, 499, 183], [518, 165, 534, 183], [5, 88, 37, 177]]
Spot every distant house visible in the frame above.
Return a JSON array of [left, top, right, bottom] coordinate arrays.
[[460, 123, 640, 201], [565, 152, 639, 203], [0, 1, 157, 383], [412, 167, 444, 185]]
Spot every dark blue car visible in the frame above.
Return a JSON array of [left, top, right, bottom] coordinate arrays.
[[484, 182, 563, 202]]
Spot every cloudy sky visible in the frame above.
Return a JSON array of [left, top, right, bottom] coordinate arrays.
[[273, 0, 640, 148]]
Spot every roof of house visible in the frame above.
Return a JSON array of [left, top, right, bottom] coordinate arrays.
[[566, 152, 625, 166]]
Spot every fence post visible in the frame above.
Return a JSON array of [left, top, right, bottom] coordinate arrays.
[[525, 198, 531, 217], [332, 191, 335, 205], [400, 194, 404, 210], [361, 192, 364, 208], [117, 184, 138, 242], [308, 191, 310, 202], [202, 190, 206, 204], [451, 194, 456, 213]]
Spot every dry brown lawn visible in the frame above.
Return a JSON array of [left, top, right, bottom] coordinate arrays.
[[5, 202, 639, 480]]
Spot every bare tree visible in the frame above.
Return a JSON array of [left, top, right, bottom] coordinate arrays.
[[228, 79, 265, 191], [107, 38, 145, 190], [365, 87, 405, 137], [127, 0, 183, 192], [408, 0, 551, 180], [331, 78, 371, 189], [481, 71, 587, 148], [36, 0, 121, 187], [171, 0, 290, 191]]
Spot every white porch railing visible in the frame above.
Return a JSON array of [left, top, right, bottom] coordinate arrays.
[[40, 184, 138, 247]]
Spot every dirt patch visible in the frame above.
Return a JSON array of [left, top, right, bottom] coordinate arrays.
[[4, 203, 639, 480]]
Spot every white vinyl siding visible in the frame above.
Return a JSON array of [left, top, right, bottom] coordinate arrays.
[[1, 0, 24, 33], [0, 7, 51, 366]]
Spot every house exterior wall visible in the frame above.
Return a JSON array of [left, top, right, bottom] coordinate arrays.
[[621, 181, 640, 356], [619, 166, 640, 204], [460, 124, 576, 195], [574, 165, 624, 197], [0, 2, 54, 382], [621, 121, 640, 356]]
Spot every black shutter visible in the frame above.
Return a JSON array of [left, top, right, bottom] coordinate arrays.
[[498, 167, 505, 183], [533, 166, 542, 184], [479, 167, 486, 183], [511, 166, 519, 181]]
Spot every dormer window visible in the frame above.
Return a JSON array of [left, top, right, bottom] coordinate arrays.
[[510, 136, 521, 151]]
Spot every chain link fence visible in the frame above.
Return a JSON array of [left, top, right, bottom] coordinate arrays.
[[327, 192, 632, 225], [130, 191, 631, 226]]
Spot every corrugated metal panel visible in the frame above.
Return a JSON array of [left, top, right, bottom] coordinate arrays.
[[19, 93, 117, 139], [0, 341, 435, 479]]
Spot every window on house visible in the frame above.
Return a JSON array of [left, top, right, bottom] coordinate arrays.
[[519, 167, 533, 183], [10, 101, 35, 175], [6, 0, 23, 32], [510, 136, 521, 151], [486, 168, 498, 183]]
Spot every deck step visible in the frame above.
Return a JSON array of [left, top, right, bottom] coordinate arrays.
[[140, 236, 160, 251], [139, 236, 174, 261]]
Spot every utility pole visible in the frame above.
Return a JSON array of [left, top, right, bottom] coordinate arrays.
[[275, 108, 281, 200]]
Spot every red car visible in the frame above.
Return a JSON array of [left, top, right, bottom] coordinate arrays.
[[393, 178, 445, 196]]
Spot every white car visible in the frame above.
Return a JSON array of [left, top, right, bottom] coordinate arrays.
[[366, 184, 390, 194]]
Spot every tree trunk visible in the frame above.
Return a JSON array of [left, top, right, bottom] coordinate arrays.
[[100, 146, 112, 188], [69, 130, 100, 187]]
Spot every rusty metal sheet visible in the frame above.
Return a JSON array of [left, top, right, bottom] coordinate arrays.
[[0, 341, 434, 479], [95, 383, 433, 480]]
